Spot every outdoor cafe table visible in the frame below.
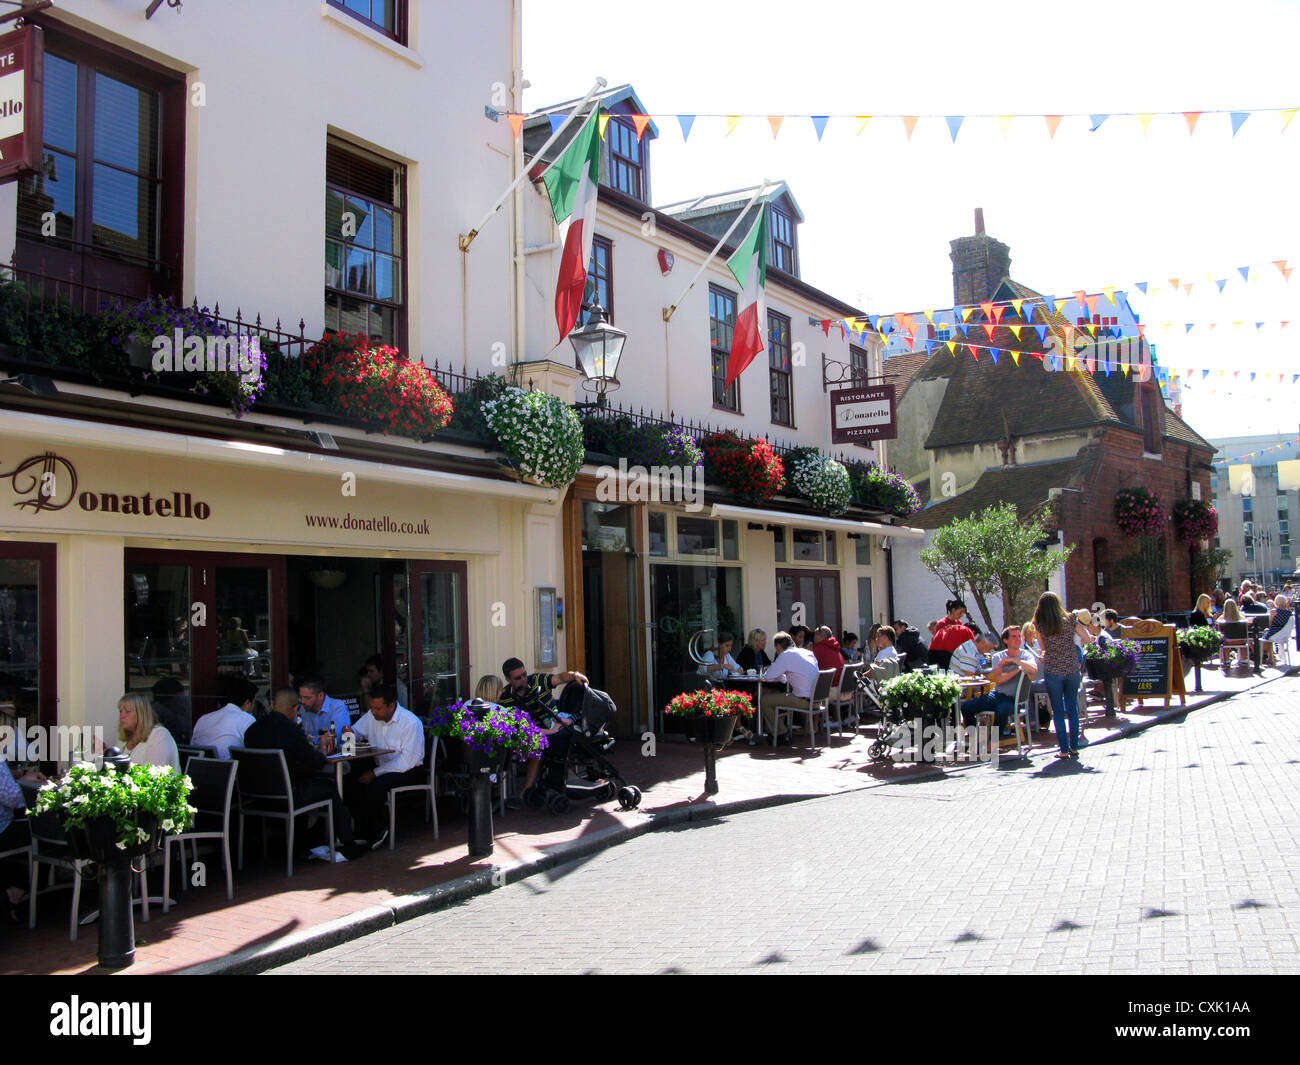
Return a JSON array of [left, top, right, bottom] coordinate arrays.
[[954, 675, 992, 729], [325, 747, 395, 796], [720, 674, 767, 741]]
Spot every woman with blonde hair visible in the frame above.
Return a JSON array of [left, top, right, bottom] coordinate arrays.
[[117, 691, 181, 772], [1033, 592, 1084, 760], [1217, 598, 1245, 669], [734, 629, 771, 673], [1190, 593, 1214, 627], [474, 674, 504, 703]]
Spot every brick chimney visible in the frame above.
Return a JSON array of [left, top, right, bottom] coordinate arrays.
[[949, 208, 1011, 305]]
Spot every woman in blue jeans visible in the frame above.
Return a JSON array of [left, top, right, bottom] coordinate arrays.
[[1033, 592, 1083, 759]]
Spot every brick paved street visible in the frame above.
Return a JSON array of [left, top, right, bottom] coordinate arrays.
[[273, 676, 1300, 975]]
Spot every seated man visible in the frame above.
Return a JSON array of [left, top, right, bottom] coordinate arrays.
[[297, 676, 352, 744], [959, 626, 1039, 735], [242, 687, 361, 859], [1094, 610, 1123, 645], [872, 626, 900, 665], [891, 619, 927, 672], [810, 625, 845, 687], [342, 684, 425, 850], [760, 631, 821, 741], [949, 629, 997, 676], [496, 657, 588, 805], [192, 674, 257, 759]]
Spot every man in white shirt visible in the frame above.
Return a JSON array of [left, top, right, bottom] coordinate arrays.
[[760, 631, 822, 741], [949, 630, 997, 677], [872, 626, 900, 664], [192, 675, 257, 759], [343, 684, 425, 849]]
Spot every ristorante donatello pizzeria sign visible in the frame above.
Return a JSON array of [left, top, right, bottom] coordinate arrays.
[[829, 383, 897, 444], [0, 23, 42, 184]]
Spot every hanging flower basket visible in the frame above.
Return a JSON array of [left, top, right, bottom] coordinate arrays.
[[1172, 498, 1218, 545], [849, 462, 922, 517], [1083, 638, 1141, 680], [483, 387, 585, 488], [1177, 626, 1223, 664], [1114, 486, 1168, 538], [427, 699, 550, 765], [702, 431, 785, 503], [787, 448, 852, 514], [308, 332, 454, 440]]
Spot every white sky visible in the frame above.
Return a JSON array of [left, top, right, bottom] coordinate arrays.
[[522, 0, 1300, 440]]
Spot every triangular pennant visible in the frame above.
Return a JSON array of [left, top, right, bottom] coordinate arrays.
[[1089, 114, 1109, 132], [982, 323, 996, 340], [1168, 277, 1180, 289], [1185, 323, 1194, 333], [1073, 289, 1087, 304], [821, 320, 832, 336], [991, 304, 1007, 324], [1054, 298, 1070, 313], [767, 115, 784, 139], [1010, 298, 1025, 315], [811, 115, 829, 141], [1034, 324, 1048, 343], [925, 340, 935, 355], [1238, 266, 1250, 281], [989, 349, 999, 364], [1045, 114, 1063, 139], [1102, 287, 1116, 304], [945, 340, 956, 355], [1274, 259, 1289, 276], [855, 115, 871, 135], [979, 301, 994, 319], [677, 114, 696, 140], [945, 115, 964, 142], [507, 113, 525, 138], [1230, 111, 1250, 136], [1085, 295, 1099, 315], [598, 113, 611, 139], [997, 115, 1014, 138], [923, 309, 936, 323], [1010, 350, 1020, 366], [902, 115, 919, 140], [724, 115, 741, 136], [1021, 300, 1037, 320], [1201, 369, 1210, 380], [1183, 111, 1202, 135], [958, 323, 970, 338], [1251, 372, 1257, 382], [548, 114, 566, 136], [1216, 278, 1227, 293], [1135, 281, 1148, 294], [960, 306, 975, 322], [969, 346, 978, 361], [1183, 282, 1194, 295], [1256, 322, 1265, 330], [1286, 268, 1294, 281], [1282, 109, 1298, 132], [1009, 324, 1022, 340], [1121, 363, 1130, 377], [631, 114, 651, 140], [1137, 113, 1154, 134]]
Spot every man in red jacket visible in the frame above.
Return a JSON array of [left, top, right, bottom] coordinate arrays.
[[810, 625, 845, 687]]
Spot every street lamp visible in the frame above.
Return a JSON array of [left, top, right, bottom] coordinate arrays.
[[568, 300, 626, 407], [1251, 526, 1273, 587]]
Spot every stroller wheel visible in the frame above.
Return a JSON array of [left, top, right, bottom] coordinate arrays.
[[867, 740, 888, 759], [522, 785, 545, 809], [546, 793, 570, 815], [617, 785, 642, 810]]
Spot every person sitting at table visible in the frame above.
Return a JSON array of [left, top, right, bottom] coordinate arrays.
[[891, 619, 927, 672], [927, 600, 975, 670], [840, 632, 862, 663], [734, 629, 772, 673], [760, 631, 821, 742], [297, 676, 352, 746], [788, 625, 811, 649], [698, 631, 743, 680], [872, 625, 900, 664], [497, 657, 588, 801], [1260, 594, 1293, 666], [1094, 610, 1123, 645], [1190, 594, 1214, 627], [191, 675, 257, 760], [959, 625, 1040, 736], [117, 693, 181, 773], [243, 687, 361, 859], [949, 629, 996, 677], [360, 654, 409, 709], [2, 759, 46, 923], [342, 684, 424, 850], [150, 677, 192, 745], [810, 626, 845, 687], [1239, 593, 1269, 617]]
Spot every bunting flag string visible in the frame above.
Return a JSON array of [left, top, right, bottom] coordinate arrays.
[[502, 106, 1300, 142], [1209, 438, 1300, 465]]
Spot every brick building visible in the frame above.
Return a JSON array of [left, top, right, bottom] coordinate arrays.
[[890, 212, 1215, 628]]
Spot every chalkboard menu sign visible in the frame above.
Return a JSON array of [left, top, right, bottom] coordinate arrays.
[[1119, 620, 1186, 711]]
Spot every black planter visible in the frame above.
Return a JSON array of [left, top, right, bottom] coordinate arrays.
[[683, 714, 739, 746], [1084, 658, 1133, 683], [34, 811, 161, 864]]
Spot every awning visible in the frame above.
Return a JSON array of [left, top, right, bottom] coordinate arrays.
[[708, 503, 924, 540], [1, 409, 562, 504]]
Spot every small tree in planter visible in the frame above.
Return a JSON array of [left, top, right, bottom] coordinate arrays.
[[483, 386, 585, 488], [701, 431, 785, 503]]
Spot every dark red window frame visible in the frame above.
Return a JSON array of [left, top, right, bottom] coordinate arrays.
[[0, 541, 57, 732], [710, 284, 740, 413]]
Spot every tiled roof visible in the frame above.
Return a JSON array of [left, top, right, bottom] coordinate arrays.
[[882, 353, 931, 394], [524, 84, 659, 137], [658, 182, 806, 223], [909, 449, 1100, 530]]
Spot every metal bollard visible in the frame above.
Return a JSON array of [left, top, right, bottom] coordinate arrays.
[[98, 747, 137, 970], [462, 699, 495, 858]]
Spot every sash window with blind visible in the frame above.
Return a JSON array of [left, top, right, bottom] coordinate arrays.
[[325, 139, 406, 349], [15, 28, 185, 301], [769, 309, 793, 427], [710, 285, 739, 413]]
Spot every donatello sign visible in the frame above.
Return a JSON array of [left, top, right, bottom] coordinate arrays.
[[830, 383, 897, 444], [0, 24, 42, 183]]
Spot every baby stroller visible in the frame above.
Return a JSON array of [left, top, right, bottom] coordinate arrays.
[[521, 684, 643, 815]]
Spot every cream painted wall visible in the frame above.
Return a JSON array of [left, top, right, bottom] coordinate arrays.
[[59, 535, 125, 739], [0, 0, 521, 371]]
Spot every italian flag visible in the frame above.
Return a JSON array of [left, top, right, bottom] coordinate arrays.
[[724, 207, 768, 388], [541, 110, 601, 341]]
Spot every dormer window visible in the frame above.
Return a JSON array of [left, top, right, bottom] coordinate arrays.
[[607, 118, 644, 200], [770, 204, 796, 274]]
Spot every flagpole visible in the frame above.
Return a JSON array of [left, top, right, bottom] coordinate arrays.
[[662, 181, 771, 322], [459, 76, 607, 253]]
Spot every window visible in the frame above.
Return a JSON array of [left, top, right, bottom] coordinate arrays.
[[325, 139, 405, 347], [825, 532, 837, 565], [328, 0, 406, 43], [607, 118, 644, 200], [1280, 520, 1290, 538], [772, 525, 786, 563], [768, 310, 793, 426], [1279, 499, 1289, 519], [579, 235, 613, 326], [791, 528, 824, 562], [1243, 521, 1254, 540], [1284, 545, 1293, 559], [770, 205, 796, 274], [1246, 546, 1255, 562], [16, 34, 184, 299], [849, 345, 871, 387], [710, 285, 739, 412], [648, 512, 667, 556], [677, 516, 720, 557], [854, 535, 871, 566], [1243, 497, 1253, 516]]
